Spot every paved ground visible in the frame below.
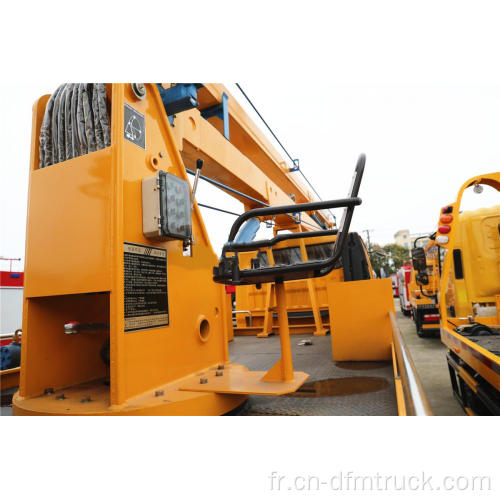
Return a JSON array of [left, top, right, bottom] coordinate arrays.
[[395, 304, 464, 416]]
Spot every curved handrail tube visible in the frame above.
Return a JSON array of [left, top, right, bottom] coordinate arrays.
[[213, 155, 366, 285]]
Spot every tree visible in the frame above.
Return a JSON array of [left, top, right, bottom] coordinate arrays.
[[369, 243, 410, 277], [383, 243, 410, 273], [369, 243, 387, 277]]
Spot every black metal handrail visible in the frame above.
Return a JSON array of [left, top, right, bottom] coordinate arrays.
[[223, 228, 338, 255], [213, 155, 365, 286]]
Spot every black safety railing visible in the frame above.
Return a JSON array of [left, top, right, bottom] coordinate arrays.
[[213, 155, 365, 286]]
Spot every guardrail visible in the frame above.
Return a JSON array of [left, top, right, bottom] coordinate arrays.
[[233, 310, 253, 326], [390, 312, 433, 416]]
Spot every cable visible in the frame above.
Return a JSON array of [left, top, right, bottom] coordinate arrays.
[[235, 83, 335, 222], [235, 84, 297, 166], [186, 168, 322, 230], [40, 83, 110, 168], [185, 168, 269, 207], [197, 203, 241, 217]]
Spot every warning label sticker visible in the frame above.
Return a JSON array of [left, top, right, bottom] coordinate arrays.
[[124, 242, 168, 332], [124, 103, 146, 149]]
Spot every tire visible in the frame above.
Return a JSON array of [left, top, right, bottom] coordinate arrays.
[[415, 310, 425, 337]]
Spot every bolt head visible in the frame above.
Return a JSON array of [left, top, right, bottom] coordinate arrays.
[[215, 370, 223, 377], [155, 390, 164, 397], [131, 83, 146, 100], [200, 377, 208, 384]]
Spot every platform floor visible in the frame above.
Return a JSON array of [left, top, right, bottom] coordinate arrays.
[[230, 335, 398, 416], [230, 301, 465, 416]]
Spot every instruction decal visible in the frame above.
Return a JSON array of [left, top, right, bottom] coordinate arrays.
[[124, 103, 146, 149], [124, 242, 168, 332]]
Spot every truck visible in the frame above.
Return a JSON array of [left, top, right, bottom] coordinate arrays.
[[12, 83, 430, 416], [436, 172, 500, 415], [397, 262, 412, 316], [408, 237, 441, 337]]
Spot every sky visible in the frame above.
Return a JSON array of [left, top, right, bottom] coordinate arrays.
[[1, 83, 499, 271]]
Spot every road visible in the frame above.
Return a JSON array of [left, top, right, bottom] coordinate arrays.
[[395, 303, 464, 415]]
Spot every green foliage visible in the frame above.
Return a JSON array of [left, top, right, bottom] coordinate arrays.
[[369, 243, 410, 277]]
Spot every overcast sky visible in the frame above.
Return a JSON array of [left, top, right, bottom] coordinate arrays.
[[1, 83, 499, 271]]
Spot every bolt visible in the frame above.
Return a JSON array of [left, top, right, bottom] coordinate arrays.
[[159, 151, 165, 158], [55, 394, 66, 400], [131, 83, 146, 100], [215, 370, 223, 377], [44, 387, 54, 395], [200, 377, 208, 384], [80, 395, 92, 403], [217, 364, 224, 370], [155, 390, 164, 397]]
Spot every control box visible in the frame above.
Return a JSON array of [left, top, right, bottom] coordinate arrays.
[[142, 171, 191, 241]]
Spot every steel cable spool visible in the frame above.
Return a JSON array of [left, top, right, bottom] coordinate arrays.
[[39, 83, 111, 168]]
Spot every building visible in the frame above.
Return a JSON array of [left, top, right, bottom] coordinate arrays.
[[394, 229, 430, 251]]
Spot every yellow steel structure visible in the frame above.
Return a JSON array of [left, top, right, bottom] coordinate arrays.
[[12, 82, 428, 416], [233, 235, 342, 337], [169, 84, 332, 230], [0, 367, 20, 391], [166, 84, 347, 337], [328, 278, 395, 361], [437, 172, 500, 415], [231, 234, 374, 337], [13, 84, 309, 416]]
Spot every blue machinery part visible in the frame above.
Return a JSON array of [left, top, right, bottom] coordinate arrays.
[[157, 84, 230, 140], [157, 83, 202, 116], [0, 342, 21, 370]]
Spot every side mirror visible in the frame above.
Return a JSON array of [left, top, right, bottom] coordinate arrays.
[[412, 247, 427, 273]]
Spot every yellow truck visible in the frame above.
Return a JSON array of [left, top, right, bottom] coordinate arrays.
[[12, 83, 430, 416], [436, 173, 500, 415], [409, 237, 441, 337]]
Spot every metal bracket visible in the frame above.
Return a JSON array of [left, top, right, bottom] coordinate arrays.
[[289, 158, 300, 172], [200, 92, 230, 140], [157, 84, 202, 117]]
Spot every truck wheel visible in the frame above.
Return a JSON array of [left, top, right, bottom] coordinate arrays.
[[415, 311, 425, 338]]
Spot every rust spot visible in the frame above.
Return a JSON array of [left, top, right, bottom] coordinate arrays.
[[289, 377, 389, 397]]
